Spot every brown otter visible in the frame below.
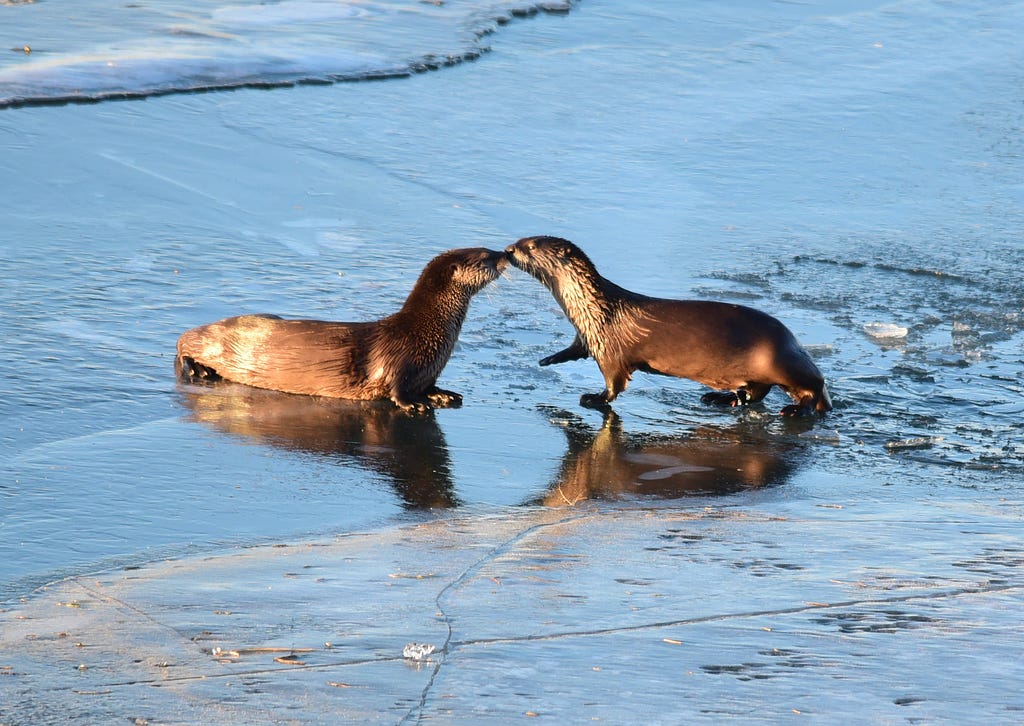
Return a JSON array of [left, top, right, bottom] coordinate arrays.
[[506, 236, 832, 416], [176, 247, 508, 412]]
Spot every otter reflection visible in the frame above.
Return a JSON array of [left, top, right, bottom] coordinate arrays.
[[178, 383, 458, 508], [536, 408, 802, 507]]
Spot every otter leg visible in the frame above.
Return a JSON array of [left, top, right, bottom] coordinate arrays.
[[425, 387, 463, 408], [580, 365, 629, 409], [540, 335, 589, 366]]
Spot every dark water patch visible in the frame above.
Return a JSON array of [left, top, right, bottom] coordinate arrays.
[[730, 558, 805, 577], [702, 647, 832, 682], [894, 696, 926, 706], [812, 609, 939, 635], [952, 547, 1024, 580]]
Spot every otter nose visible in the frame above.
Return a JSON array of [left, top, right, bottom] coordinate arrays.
[[504, 243, 517, 255]]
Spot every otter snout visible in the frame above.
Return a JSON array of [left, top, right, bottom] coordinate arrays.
[[489, 247, 511, 274], [504, 237, 542, 269]]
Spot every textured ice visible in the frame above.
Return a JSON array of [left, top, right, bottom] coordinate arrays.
[[0, 0, 577, 106], [863, 322, 909, 340]]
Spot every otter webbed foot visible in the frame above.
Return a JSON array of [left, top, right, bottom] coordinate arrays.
[[426, 388, 463, 408], [701, 390, 750, 408], [580, 391, 614, 410]]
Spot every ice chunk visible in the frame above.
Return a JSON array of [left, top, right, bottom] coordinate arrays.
[[403, 642, 436, 661], [863, 322, 908, 340], [884, 436, 944, 451]]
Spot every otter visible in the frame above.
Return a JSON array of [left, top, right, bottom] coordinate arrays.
[[506, 236, 831, 416], [176, 247, 508, 412]]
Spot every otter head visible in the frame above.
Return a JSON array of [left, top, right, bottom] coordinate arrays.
[[407, 248, 512, 311], [422, 247, 510, 295], [504, 236, 599, 290]]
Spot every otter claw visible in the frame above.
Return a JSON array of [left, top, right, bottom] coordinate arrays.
[[427, 390, 463, 408]]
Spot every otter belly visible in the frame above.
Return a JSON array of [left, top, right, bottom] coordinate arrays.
[[629, 302, 824, 396], [631, 316, 781, 385]]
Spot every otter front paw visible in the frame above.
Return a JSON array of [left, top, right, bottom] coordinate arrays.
[[540, 350, 578, 366], [780, 404, 814, 417], [426, 389, 463, 408], [539, 344, 587, 367], [580, 392, 612, 409]]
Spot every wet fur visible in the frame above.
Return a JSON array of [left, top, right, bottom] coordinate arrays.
[[506, 236, 832, 416], [176, 248, 508, 411]]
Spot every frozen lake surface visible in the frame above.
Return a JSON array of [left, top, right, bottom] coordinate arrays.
[[2, 0, 1022, 721]]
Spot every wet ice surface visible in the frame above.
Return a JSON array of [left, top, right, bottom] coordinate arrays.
[[3, 506, 1022, 722], [3, 0, 1024, 721], [0, 0, 574, 106]]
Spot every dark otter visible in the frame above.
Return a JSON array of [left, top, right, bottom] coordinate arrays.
[[506, 236, 832, 416], [176, 247, 508, 412]]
